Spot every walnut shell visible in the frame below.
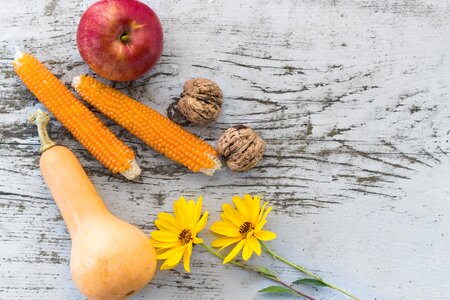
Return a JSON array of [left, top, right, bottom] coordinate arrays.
[[177, 78, 223, 125], [217, 125, 265, 172]]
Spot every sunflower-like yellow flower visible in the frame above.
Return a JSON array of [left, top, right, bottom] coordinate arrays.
[[210, 194, 276, 264], [151, 196, 208, 272]]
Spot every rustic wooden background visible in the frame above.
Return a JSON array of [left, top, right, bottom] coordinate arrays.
[[1, 0, 449, 299]]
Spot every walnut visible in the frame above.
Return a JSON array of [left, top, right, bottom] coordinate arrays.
[[166, 101, 190, 126], [217, 125, 265, 172], [177, 78, 223, 125]]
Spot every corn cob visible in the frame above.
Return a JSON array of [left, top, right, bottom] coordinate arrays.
[[13, 51, 140, 180], [72, 75, 222, 176]]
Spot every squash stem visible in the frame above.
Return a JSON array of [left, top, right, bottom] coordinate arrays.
[[28, 109, 56, 153]]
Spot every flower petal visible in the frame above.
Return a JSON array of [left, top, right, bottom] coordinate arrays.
[[183, 242, 193, 272], [194, 196, 203, 223], [158, 212, 181, 224], [257, 202, 268, 224], [254, 219, 266, 232], [223, 204, 245, 227], [243, 194, 258, 223], [254, 230, 277, 241], [156, 212, 182, 231], [242, 239, 254, 261], [248, 195, 261, 224], [161, 245, 186, 270], [192, 236, 204, 244], [232, 196, 250, 219], [211, 236, 242, 251], [210, 221, 240, 237], [223, 239, 246, 264], [156, 246, 181, 260], [193, 211, 208, 234], [152, 239, 180, 249], [174, 197, 188, 227], [156, 248, 169, 256], [260, 205, 272, 222], [248, 236, 261, 256], [220, 212, 230, 222], [151, 231, 179, 242], [187, 199, 196, 226]]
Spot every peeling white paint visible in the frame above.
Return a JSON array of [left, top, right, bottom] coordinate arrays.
[[1, 0, 450, 299]]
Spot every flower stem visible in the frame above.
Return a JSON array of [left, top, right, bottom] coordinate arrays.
[[200, 243, 316, 300], [260, 241, 359, 300]]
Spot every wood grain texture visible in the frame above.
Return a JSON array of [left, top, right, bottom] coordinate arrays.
[[1, 0, 450, 299]]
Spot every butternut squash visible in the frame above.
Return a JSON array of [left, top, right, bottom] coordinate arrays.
[[29, 110, 157, 300]]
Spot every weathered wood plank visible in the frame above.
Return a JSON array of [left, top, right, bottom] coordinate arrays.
[[1, 0, 450, 299]]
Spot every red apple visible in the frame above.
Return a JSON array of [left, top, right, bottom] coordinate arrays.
[[77, 0, 163, 82]]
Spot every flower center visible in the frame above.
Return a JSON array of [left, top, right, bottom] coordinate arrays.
[[178, 229, 192, 245], [239, 222, 254, 238]]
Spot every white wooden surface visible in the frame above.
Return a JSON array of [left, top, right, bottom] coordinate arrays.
[[1, 0, 450, 299]]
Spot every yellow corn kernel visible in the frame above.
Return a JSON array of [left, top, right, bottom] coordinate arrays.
[[73, 75, 221, 176], [13, 51, 140, 180]]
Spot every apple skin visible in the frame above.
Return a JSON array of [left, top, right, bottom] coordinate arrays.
[[77, 0, 163, 82]]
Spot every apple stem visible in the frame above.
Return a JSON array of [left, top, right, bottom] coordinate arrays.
[[120, 32, 130, 43]]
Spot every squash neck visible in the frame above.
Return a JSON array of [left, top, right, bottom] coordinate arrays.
[[30, 109, 111, 236], [54, 178, 110, 236], [60, 200, 110, 236], [41, 146, 111, 236]]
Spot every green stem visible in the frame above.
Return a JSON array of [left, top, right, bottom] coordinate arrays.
[[120, 32, 131, 43], [200, 244, 316, 300], [260, 241, 360, 300]]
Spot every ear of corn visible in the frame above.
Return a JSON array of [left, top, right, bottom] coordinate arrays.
[[13, 51, 141, 180], [72, 75, 221, 176]]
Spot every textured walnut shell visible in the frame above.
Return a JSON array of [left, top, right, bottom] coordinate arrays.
[[217, 125, 265, 172], [177, 78, 223, 125]]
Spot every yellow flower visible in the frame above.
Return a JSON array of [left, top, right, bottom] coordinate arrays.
[[210, 194, 276, 264], [151, 196, 208, 272]]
